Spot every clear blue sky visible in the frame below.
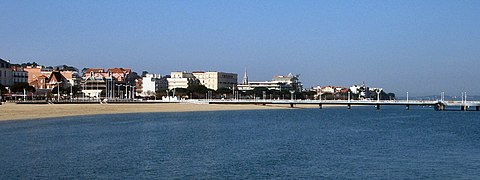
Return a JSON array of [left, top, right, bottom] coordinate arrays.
[[1, 0, 479, 96]]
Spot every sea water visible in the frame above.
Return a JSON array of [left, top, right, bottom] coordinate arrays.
[[1, 106, 479, 179]]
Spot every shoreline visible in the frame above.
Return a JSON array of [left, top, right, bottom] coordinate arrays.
[[0, 103, 347, 122], [0, 103, 282, 122]]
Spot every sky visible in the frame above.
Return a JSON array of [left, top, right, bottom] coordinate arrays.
[[1, 0, 479, 96]]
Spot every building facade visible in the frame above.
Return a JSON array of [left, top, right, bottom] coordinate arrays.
[[81, 68, 133, 98], [192, 71, 237, 90], [237, 72, 302, 91], [11, 66, 28, 84], [141, 74, 168, 97], [167, 72, 197, 89], [0, 59, 13, 86]]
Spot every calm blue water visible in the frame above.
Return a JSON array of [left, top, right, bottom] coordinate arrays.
[[1, 106, 479, 179]]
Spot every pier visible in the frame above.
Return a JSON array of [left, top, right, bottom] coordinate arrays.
[[11, 99, 480, 111], [207, 99, 480, 111]]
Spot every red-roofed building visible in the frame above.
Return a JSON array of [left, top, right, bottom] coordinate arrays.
[[81, 67, 134, 98]]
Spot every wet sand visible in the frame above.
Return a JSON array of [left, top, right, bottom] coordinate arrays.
[[0, 103, 292, 121], [0, 102, 347, 121]]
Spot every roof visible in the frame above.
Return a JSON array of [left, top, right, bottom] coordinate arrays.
[[48, 72, 65, 83], [85, 68, 104, 73], [108, 68, 131, 73], [38, 75, 48, 78]]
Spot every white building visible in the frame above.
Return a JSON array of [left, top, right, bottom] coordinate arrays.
[[167, 72, 197, 89], [167, 71, 237, 90], [192, 71, 237, 90], [0, 59, 13, 86], [141, 74, 167, 97], [237, 71, 301, 91]]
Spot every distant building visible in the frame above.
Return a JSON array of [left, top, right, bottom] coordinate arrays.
[[46, 71, 69, 89], [320, 86, 335, 94], [141, 74, 168, 97], [11, 66, 28, 84], [167, 71, 238, 90], [0, 59, 13, 86], [167, 71, 197, 90], [237, 71, 302, 91], [24, 65, 49, 86], [192, 71, 237, 90], [349, 82, 370, 99], [81, 67, 132, 98]]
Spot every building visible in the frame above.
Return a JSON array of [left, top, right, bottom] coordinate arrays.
[[11, 66, 28, 84], [45, 71, 69, 89], [30, 75, 49, 90], [349, 83, 371, 99], [0, 59, 13, 86], [237, 71, 302, 91], [135, 77, 142, 97], [167, 72, 197, 89], [81, 67, 133, 98], [166, 71, 238, 90], [24, 65, 53, 89], [192, 71, 237, 90], [141, 74, 168, 97]]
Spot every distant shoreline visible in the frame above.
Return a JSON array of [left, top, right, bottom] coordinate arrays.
[[0, 103, 290, 122], [0, 103, 353, 122]]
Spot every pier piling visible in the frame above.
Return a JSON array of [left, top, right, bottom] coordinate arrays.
[[406, 105, 410, 110], [319, 104, 322, 109], [290, 103, 294, 108], [434, 103, 446, 111], [476, 106, 480, 111], [375, 104, 380, 110], [347, 104, 351, 109]]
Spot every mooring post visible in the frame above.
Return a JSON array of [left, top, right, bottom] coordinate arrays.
[[319, 104, 322, 109], [347, 104, 351, 109], [406, 105, 410, 110], [375, 104, 380, 110]]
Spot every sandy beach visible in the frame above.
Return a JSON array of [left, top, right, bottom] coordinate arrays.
[[0, 103, 302, 121]]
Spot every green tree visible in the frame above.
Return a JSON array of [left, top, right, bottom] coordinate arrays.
[[188, 84, 209, 94], [51, 86, 67, 94], [216, 87, 233, 95], [173, 88, 190, 97], [252, 87, 269, 98], [10, 82, 36, 93], [0, 83, 7, 93]]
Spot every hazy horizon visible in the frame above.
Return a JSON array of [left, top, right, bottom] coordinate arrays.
[[1, 1, 479, 96]]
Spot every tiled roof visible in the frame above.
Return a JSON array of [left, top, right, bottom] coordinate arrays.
[[85, 68, 104, 73]]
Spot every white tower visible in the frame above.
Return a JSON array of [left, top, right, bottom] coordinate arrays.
[[242, 68, 249, 85]]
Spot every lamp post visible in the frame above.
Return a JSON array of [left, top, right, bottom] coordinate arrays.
[[80, 82, 85, 99], [115, 84, 121, 99], [56, 81, 63, 101], [348, 91, 351, 102], [406, 92, 409, 103], [290, 90, 295, 101], [166, 89, 170, 101], [376, 89, 381, 102], [126, 85, 130, 99], [132, 86, 136, 100]]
